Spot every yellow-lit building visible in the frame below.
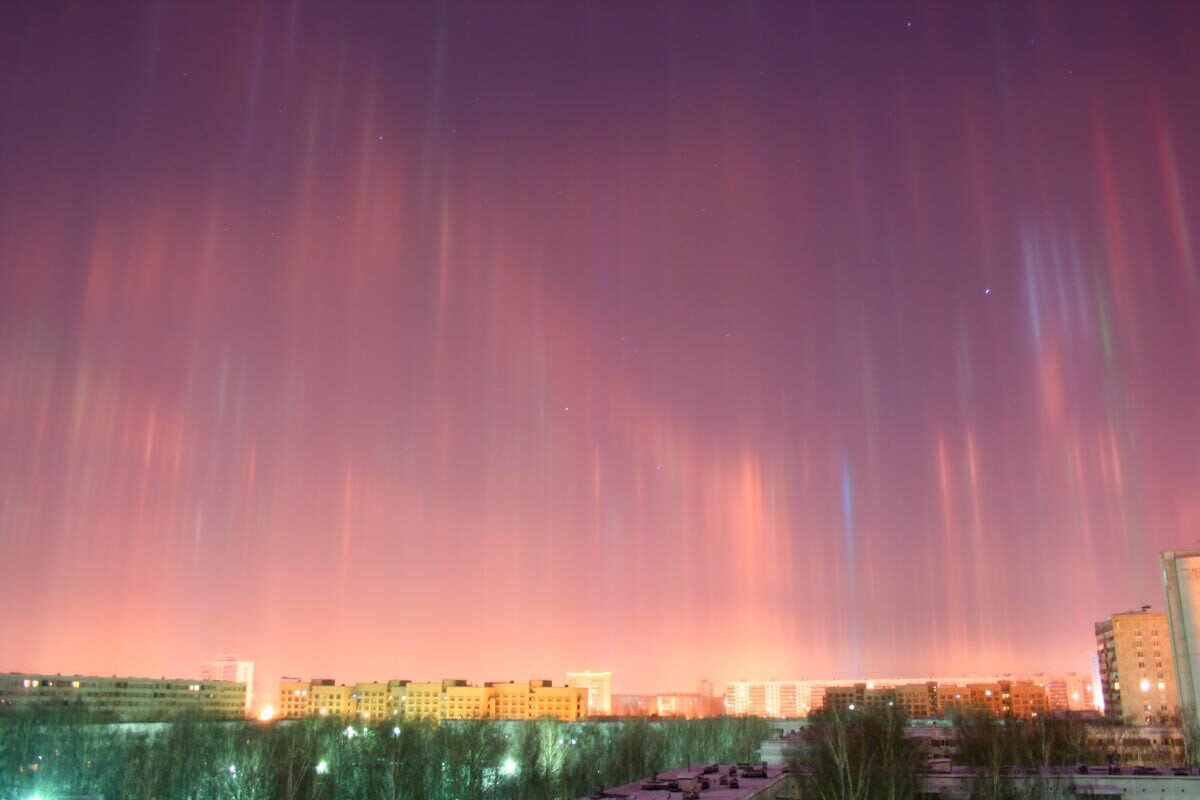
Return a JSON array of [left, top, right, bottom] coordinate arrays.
[[530, 680, 587, 720], [278, 677, 312, 719], [401, 680, 449, 720], [444, 681, 491, 720], [489, 681, 531, 719], [566, 670, 612, 715], [351, 681, 392, 720], [277, 677, 587, 722], [310, 680, 353, 717], [1096, 606, 1179, 725]]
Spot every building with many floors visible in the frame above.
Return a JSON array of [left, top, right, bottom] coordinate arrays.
[[0, 672, 247, 720], [200, 654, 255, 713], [277, 677, 587, 722], [1161, 550, 1200, 736], [1095, 606, 1179, 725], [566, 671, 612, 716], [725, 676, 1074, 720], [1045, 673, 1096, 713]]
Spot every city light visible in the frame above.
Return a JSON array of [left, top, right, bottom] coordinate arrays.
[[344, 726, 357, 739], [257, 705, 276, 722], [315, 760, 329, 775], [501, 757, 517, 776]]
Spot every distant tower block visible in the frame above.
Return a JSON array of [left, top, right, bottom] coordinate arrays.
[[200, 654, 255, 714], [566, 670, 612, 715]]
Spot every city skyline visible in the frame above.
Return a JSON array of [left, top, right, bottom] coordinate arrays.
[[2, 1, 1200, 696]]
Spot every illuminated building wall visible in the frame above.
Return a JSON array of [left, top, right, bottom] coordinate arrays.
[[1095, 607, 1179, 725], [199, 654, 255, 713], [1161, 550, 1200, 735], [566, 671, 612, 715], [278, 677, 312, 719], [529, 680, 587, 720], [653, 693, 714, 718], [727, 677, 1052, 719], [1045, 673, 1097, 712], [349, 681, 392, 720], [276, 677, 587, 721], [0, 672, 246, 720], [310, 680, 353, 717]]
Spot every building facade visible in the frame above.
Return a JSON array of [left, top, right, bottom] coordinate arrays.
[[1161, 550, 1200, 735], [1045, 673, 1096, 713], [726, 677, 1052, 720], [276, 677, 587, 722], [1095, 606, 1179, 725], [566, 671, 612, 716], [199, 654, 254, 713], [0, 673, 247, 720]]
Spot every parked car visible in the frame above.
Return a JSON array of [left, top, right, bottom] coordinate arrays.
[[1132, 765, 1158, 776], [1173, 767, 1191, 776], [728, 778, 740, 789], [1107, 765, 1122, 775]]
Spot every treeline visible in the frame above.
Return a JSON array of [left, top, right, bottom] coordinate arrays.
[[788, 708, 1114, 800], [0, 708, 769, 800]]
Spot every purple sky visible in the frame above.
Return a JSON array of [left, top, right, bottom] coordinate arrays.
[[1, 1, 1199, 697]]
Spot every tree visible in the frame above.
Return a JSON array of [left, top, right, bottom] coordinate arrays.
[[788, 707, 920, 800]]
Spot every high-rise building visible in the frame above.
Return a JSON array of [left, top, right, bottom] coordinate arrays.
[[1161, 550, 1200, 735], [1045, 673, 1096, 712], [566, 670, 612, 715], [1095, 606, 1179, 725], [199, 654, 254, 713], [0, 672, 246, 720]]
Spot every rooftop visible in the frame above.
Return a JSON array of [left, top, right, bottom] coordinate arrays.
[[577, 763, 790, 800]]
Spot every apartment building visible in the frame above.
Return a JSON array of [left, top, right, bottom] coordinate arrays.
[[0, 672, 247, 720], [1096, 606, 1179, 725], [277, 677, 587, 722]]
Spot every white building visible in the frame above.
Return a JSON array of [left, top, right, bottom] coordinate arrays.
[[200, 654, 254, 714], [1162, 550, 1200, 732], [566, 670, 612, 715]]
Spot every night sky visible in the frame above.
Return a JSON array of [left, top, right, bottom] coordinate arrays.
[[2, 1, 1199, 698]]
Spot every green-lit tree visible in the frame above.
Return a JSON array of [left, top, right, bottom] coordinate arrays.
[[787, 707, 920, 800]]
